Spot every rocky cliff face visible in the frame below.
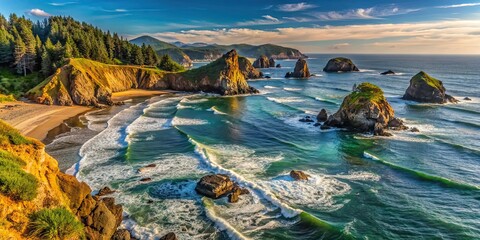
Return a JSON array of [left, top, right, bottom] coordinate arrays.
[[238, 56, 263, 79], [403, 71, 457, 103], [252, 55, 271, 68], [325, 83, 404, 136], [323, 57, 359, 72], [28, 50, 258, 106], [285, 59, 311, 78], [0, 120, 122, 239]]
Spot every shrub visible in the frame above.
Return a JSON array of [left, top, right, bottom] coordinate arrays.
[[0, 93, 15, 103], [0, 150, 26, 166], [28, 207, 84, 240], [0, 165, 38, 201]]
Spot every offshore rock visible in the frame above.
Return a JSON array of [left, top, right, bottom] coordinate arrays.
[[381, 70, 395, 75], [290, 170, 310, 181], [239, 56, 263, 79], [253, 55, 271, 68], [195, 174, 235, 198], [285, 59, 311, 78], [317, 109, 328, 122], [323, 57, 359, 72], [403, 71, 457, 103]]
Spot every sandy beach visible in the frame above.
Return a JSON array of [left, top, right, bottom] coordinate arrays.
[[0, 101, 91, 141]]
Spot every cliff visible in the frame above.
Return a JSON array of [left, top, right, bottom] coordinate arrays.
[[325, 83, 405, 136], [28, 50, 258, 106], [0, 120, 123, 239], [403, 71, 457, 103]]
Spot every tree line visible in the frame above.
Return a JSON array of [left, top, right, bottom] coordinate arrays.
[[0, 14, 179, 78]]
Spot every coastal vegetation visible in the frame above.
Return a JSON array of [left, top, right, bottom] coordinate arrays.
[[403, 71, 457, 103], [28, 207, 84, 240]]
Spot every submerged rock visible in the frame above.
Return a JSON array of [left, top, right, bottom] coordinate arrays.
[[381, 70, 395, 75], [464, 97, 471, 101], [299, 116, 315, 123], [317, 109, 328, 122], [276, 64, 281, 68], [253, 55, 271, 68], [160, 232, 178, 240], [140, 177, 152, 182], [402, 71, 457, 103], [97, 186, 116, 196], [285, 59, 311, 78], [325, 82, 405, 135], [195, 174, 235, 198], [290, 170, 310, 181], [410, 127, 420, 132], [323, 57, 359, 72], [137, 163, 156, 173]]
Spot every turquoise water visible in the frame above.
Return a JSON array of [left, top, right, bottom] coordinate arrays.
[[73, 55, 480, 239]]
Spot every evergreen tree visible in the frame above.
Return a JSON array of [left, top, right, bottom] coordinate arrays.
[[0, 27, 13, 65], [158, 54, 184, 72], [40, 46, 52, 76], [131, 45, 144, 65]]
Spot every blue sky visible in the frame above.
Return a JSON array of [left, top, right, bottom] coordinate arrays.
[[1, 1, 480, 53]]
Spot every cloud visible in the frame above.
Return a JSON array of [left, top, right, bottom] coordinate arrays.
[[100, 8, 129, 13], [282, 17, 313, 22], [49, 2, 77, 6], [27, 9, 51, 17], [311, 6, 419, 20], [277, 2, 316, 12], [137, 20, 480, 54], [436, 2, 480, 8], [236, 15, 282, 26], [330, 43, 350, 49]]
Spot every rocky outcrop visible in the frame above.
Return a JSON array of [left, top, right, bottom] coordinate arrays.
[[0, 120, 122, 239], [381, 70, 395, 75], [325, 83, 405, 136], [28, 50, 258, 106], [323, 57, 359, 72], [269, 58, 275, 67], [402, 71, 457, 103], [253, 55, 271, 68], [238, 56, 263, 79], [285, 59, 311, 78], [290, 170, 310, 181], [317, 109, 328, 122], [195, 174, 248, 202]]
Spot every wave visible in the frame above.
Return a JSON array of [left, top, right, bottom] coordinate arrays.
[[264, 85, 277, 89], [266, 97, 304, 104], [172, 117, 209, 126], [314, 97, 339, 105], [443, 105, 480, 116], [284, 87, 302, 91], [363, 152, 479, 190], [202, 198, 250, 240], [423, 135, 480, 155], [208, 106, 228, 115]]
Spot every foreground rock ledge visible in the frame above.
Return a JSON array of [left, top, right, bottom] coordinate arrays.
[[323, 57, 359, 72], [324, 82, 406, 136], [402, 71, 457, 104]]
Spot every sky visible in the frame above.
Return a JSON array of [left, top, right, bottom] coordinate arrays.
[[1, 0, 480, 54]]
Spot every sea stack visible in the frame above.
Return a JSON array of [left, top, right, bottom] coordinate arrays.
[[325, 82, 406, 136], [402, 71, 457, 103], [238, 56, 263, 79], [285, 58, 311, 78], [323, 57, 359, 72], [253, 55, 271, 68]]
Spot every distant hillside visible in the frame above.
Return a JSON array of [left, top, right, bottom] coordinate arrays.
[[130, 36, 193, 67], [131, 36, 307, 62]]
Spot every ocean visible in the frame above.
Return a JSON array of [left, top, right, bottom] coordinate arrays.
[[47, 54, 480, 239]]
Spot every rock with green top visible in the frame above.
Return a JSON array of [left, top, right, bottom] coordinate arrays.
[[323, 57, 359, 72], [403, 71, 457, 103], [325, 82, 405, 136]]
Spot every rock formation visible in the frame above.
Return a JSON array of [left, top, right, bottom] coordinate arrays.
[[238, 56, 263, 79], [269, 57, 275, 67], [28, 50, 258, 106], [195, 174, 248, 202], [276, 64, 281, 68], [381, 70, 395, 75], [253, 55, 271, 68], [324, 82, 406, 136], [285, 59, 311, 78], [0, 120, 123, 239], [402, 71, 457, 103], [290, 170, 309, 181], [317, 109, 328, 122], [323, 57, 359, 72]]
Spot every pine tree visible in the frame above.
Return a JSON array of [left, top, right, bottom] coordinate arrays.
[[40, 45, 52, 76], [0, 27, 13, 65], [131, 45, 144, 65]]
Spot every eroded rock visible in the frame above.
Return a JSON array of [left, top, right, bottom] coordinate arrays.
[[285, 59, 311, 78], [290, 170, 310, 181], [402, 71, 457, 103], [323, 57, 359, 72]]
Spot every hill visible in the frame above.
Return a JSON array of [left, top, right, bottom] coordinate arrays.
[[28, 50, 258, 106], [130, 36, 193, 67]]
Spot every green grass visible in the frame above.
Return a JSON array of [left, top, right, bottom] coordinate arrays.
[[411, 71, 443, 90], [182, 55, 227, 83], [345, 82, 385, 108], [0, 67, 42, 97], [0, 150, 26, 167], [0, 120, 33, 145], [28, 207, 84, 240], [0, 165, 38, 201]]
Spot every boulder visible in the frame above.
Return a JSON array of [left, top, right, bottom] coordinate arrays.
[[410, 127, 420, 132], [160, 232, 178, 240], [253, 55, 271, 68], [112, 229, 131, 240], [140, 177, 152, 182], [137, 163, 156, 173], [269, 58, 276, 67], [285, 59, 311, 78], [317, 109, 328, 122], [324, 82, 405, 135], [299, 116, 314, 123], [228, 188, 241, 203], [464, 97, 472, 101], [290, 170, 309, 181], [195, 174, 235, 198], [388, 118, 408, 130], [402, 71, 457, 103], [276, 64, 281, 68], [381, 70, 395, 75], [323, 57, 359, 72], [97, 186, 116, 196]]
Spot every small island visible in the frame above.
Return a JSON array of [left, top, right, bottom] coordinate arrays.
[[323, 57, 359, 72], [403, 71, 457, 103]]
